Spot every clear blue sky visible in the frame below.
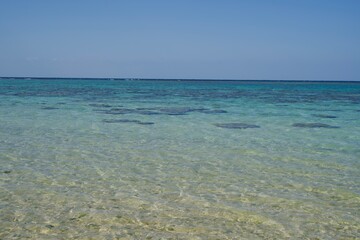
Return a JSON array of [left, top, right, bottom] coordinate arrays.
[[0, 0, 359, 80]]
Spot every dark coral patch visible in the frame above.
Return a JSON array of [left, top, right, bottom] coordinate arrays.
[[89, 103, 112, 108], [312, 114, 337, 119], [292, 123, 339, 128], [137, 122, 155, 125], [158, 107, 197, 115], [198, 109, 228, 114], [102, 108, 134, 115], [135, 107, 159, 111], [102, 119, 154, 125], [95, 106, 228, 116], [157, 107, 226, 115], [214, 123, 260, 129], [41, 107, 59, 110], [102, 119, 140, 123], [137, 110, 162, 115]]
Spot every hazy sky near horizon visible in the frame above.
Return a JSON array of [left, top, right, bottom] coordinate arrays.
[[0, 0, 359, 80]]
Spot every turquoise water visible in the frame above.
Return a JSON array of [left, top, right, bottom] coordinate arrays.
[[0, 79, 359, 239]]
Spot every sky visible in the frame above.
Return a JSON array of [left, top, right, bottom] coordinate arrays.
[[0, 0, 359, 80]]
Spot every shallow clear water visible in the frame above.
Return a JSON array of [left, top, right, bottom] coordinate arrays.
[[0, 79, 359, 239]]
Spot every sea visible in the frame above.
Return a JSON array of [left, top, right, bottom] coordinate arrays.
[[0, 78, 359, 239]]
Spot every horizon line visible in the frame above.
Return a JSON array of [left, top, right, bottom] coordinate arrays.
[[0, 76, 359, 83]]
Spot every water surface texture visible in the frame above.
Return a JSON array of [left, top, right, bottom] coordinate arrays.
[[0, 79, 359, 239]]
